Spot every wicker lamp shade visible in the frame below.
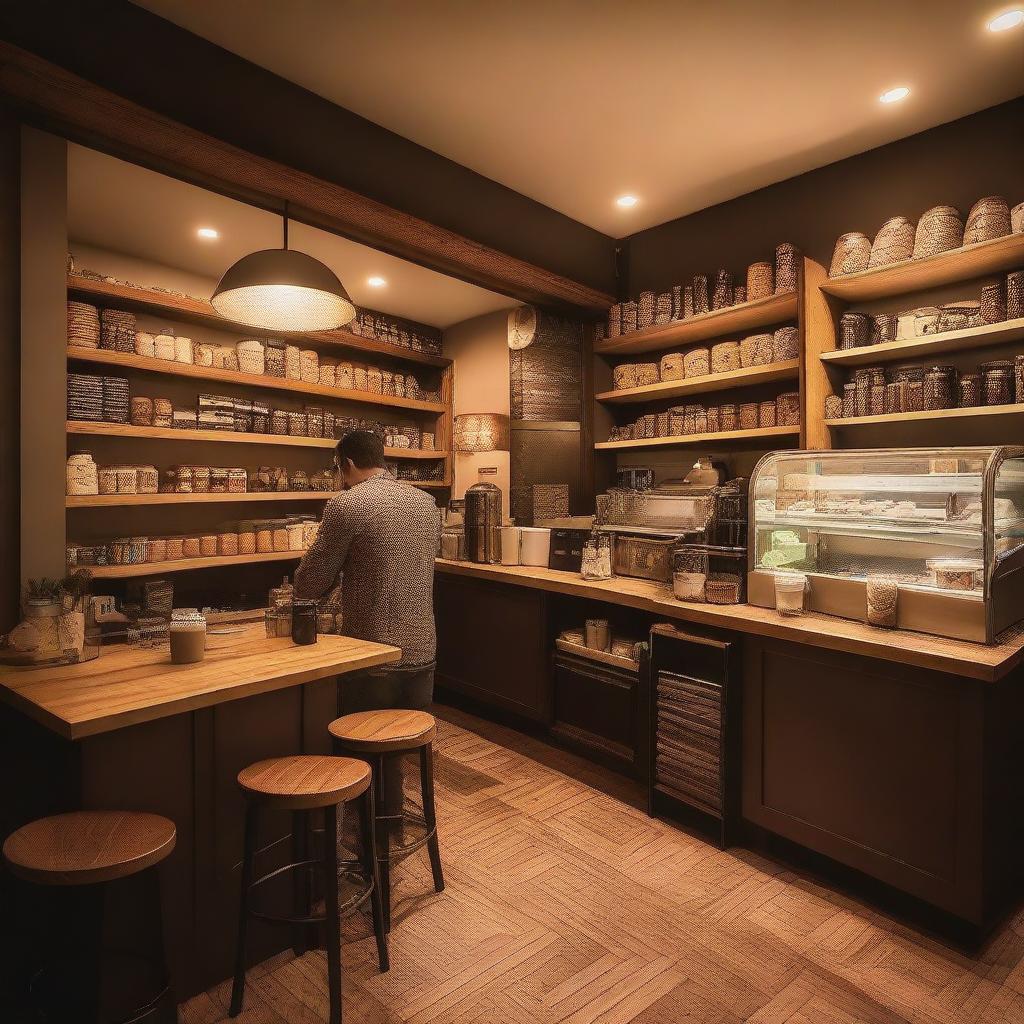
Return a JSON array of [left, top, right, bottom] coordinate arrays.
[[454, 413, 510, 453]]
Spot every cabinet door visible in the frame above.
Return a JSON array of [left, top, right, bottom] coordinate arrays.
[[435, 574, 549, 721]]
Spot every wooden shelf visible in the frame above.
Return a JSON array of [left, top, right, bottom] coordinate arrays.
[[554, 638, 639, 672], [67, 346, 446, 414], [67, 491, 336, 507], [596, 359, 799, 404], [593, 291, 797, 356], [68, 274, 451, 368], [66, 420, 446, 458], [85, 550, 302, 579], [819, 317, 1024, 368], [820, 233, 1024, 302], [594, 424, 800, 450], [826, 403, 1024, 428]]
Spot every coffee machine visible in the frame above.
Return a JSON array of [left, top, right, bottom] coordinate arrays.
[[464, 482, 502, 563]]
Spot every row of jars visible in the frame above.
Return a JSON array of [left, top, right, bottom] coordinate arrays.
[[607, 391, 800, 441], [66, 517, 321, 567], [66, 455, 338, 496], [825, 356, 1024, 419]]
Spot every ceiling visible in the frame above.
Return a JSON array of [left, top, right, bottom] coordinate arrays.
[[67, 144, 516, 329], [133, 0, 1024, 236]]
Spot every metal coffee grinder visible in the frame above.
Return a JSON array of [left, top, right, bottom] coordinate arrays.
[[464, 481, 502, 563]]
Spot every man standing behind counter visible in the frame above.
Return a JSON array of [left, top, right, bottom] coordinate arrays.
[[295, 430, 442, 810]]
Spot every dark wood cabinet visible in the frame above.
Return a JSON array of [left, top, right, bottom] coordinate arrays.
[[435, 573, 550, 721]]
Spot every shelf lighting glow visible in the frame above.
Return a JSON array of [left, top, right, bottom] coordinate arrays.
[[988, 9, 1024, 30], [197, 227, 219, 239], [616, 195, 638, 208], [367, 276, 387, 287], [879, 86, 911, 104]]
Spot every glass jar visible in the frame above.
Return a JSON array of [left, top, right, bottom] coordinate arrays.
[[255, 521, 274, 553], [271, 409, 289, 435], [237, 521, 256, 555], [251, 400, 271, 434], [584, 618, 611, 653], [302, 519, 319, 548], [580, 533, 613, 580], [774, 572, 807, 616], [218, 531, 238, 556], [66, 452, 98, 496], [291, 600, 319, 645], [289, 470, 310, 492], [306, 407, 324, 438], [672, 547, 708, 602], [264, 605, 291, 639], [272, 521, 290, 552], [199, 534, 218, 557], [265, 340, 286, 378], [287, 519, 304, 551], [288, 411, 307, 437], [924, 366, 956, 411], [719, 403, 737, 431], [169, 609, 206, 664]]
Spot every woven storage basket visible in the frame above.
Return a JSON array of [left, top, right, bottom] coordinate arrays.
[[913, 205, 963, 258], [711, 270, 734, 310], [637, 291, 656, 330], [621, 301, 638, 333], [710, 341, 741, 374], [613, 363, 637, 390], [774, 243, 798, 293], [773, 326, 799, 361], [746, 262, 773, 301], [655, 292, 673, 325], [683, 347, 710, 377], [776, 392, 800, 426], [660, 352, 685, 380], [691, 275, 710, 316], [642, 414, 657, 439], [824, 395, 843, 419], [683, 286, 694, 318], [964, 196, 1011, 245], [738, 403, 758, 430], [656, 412, 670, 438], [607, 303, 622, 338], [869, 216, 915, 268], [758, 401, 777, 428], [67, 301, 100, 348], [829, 232, 871, 277], [734, 285, 746, 304], [981, 281, 1006, 325], [1012, 202, 1024, 235], [1007, 271, 1023, 320], [100, 309, 136, 352], [671, 285, 683, 320], [739, 333, 773, 368], [706, 406, 720, 432], [872, 314, 897, 343], [634, 363, 660, 386]]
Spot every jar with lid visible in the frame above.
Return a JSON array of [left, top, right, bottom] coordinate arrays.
[[981, 360, 1014, 406], [228, 467, 247, 493], [959, 372, 981, 408], [255, 521, 274, 553], [66, 453, 98, 496], [580, 533, 613, 580], [265, 340, 286, 377], [271, 409, 289, 435], [924, 366, 957, 411], [209, 468, 229, 493], [286, 518, 305, 551], [719, 403, 737, 431], [291, 600, 318, 645], [272, 520, 290, 552], [288, 411, 307, 437], [306, 407, 324, 438], [237, 521, 256, 555], [264, 605, 291, 639]]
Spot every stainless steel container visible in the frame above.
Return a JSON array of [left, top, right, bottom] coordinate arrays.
[[464, 482, 502, 563]]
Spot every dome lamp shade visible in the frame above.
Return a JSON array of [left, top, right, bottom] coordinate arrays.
[[210, 210, 356, 332]]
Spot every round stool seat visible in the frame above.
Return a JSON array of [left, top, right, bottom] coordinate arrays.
[[3, 811, 176, 886], [238, 755, 370, 809], [328, 710, 436, 753]]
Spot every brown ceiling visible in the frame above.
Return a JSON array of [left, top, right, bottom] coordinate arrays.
[[133, 0, 1024, 237]]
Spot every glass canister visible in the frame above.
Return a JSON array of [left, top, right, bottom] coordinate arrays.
[[672, 546, 708, 602], [774, 571, 807, 616], [169, 609, 206, 664], [580, 533, 613, 580], [302, 519, 319, 548], [271, 409, 289, 435], [924, 365, 956, 411], [980, 360, 1014, 406], [264, 605, 291, 639], [291, 600, 319, 645], [288, 411, 307, 437]]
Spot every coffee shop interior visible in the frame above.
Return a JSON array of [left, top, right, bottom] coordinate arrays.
[[2, 2, 1024, 1022]]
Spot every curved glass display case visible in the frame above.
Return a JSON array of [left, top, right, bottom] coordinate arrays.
[[747, 447, 1024, 643]]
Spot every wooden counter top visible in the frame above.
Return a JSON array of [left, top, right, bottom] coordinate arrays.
[[435, 560, 1024, 682], [0, 626, 401, 740]]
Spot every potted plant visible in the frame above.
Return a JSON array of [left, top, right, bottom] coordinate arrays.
[[5, 570, 94, 664]]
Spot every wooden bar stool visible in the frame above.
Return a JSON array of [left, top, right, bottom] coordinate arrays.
[[230, 754, 388, 1024], [2, 810, 178, 1023], [328, 710, 444, 932]]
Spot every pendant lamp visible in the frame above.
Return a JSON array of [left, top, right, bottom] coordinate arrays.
[[211, 205, 356, 332]]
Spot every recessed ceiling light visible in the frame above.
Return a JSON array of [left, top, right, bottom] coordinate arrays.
[[879, 86, 911, 104], [616, 195, 638, 208], [197, 227, 219, 239], [988, 9, 1024, 30], [367, 276, 387, 287]]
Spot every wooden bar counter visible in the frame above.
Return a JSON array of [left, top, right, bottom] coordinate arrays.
[[433, 559, 1024, 936], [0, 626, 400, 1000]]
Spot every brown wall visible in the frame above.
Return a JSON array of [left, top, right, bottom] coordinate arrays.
[[0, 111, 19, 626], [0, 1, 616, 298], [625, 96, 1024, 295]]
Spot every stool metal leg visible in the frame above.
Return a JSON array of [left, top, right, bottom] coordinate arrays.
[[374, 754, 392, 933], [357, 784, 389, 973], [291, 809, 311, 956], [323, 803, 343, 1024], [420, 744, 445, 894], [229, 803, 258, 1018]]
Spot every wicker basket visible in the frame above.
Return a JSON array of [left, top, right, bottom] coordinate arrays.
[[829, 232, 871, 277], [758, 401, 777, 428], [711, 269, 734, 310], [1007, 270, 1023, 320], [710, 341, 741, 374], [691, 275, 710, 316], [964, 196, 1011, 245], [613, 363, 637, 390], [683, 347, 710, 377], [637, 291, 656, 330], [655, 292, 673, 325], [772, 326, 800, 361], [774, 243, 798, 293], [671, 285, 683, 320], [980, 281, 1006, 325], [913, 205, 963, 258], [621, 301, 638, 334], [739, 333, 773, 368], [1012, 202, 1024, 235], [607, 303, 622, 338], [869, 216, 915, 268], [683, 286, 694, 318], [824, 395, 843, 419], [872, 314, 897, 343], [67, 301, 100, 348], [660, 352, 685, 380], [734, 285, 746, 304], [776, 392, 801, 426], [635, 363, 660, 386], [746, 262, 773, 301], [100, 309, 136, 353]]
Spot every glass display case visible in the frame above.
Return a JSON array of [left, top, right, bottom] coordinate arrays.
[[747, 447, 1024, 643]]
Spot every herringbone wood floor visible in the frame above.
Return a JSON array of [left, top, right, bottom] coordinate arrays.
[[182, 712, 1024, 1024]]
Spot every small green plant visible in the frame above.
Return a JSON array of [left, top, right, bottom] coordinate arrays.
[[25, 570, 92, 607], [26, 578, 64, 603]]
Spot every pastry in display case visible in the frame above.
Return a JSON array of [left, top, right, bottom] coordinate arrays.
[[747, 447, 1024, 643]]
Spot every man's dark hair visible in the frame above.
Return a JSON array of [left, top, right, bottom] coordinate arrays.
[[336, 430, 386, 469]]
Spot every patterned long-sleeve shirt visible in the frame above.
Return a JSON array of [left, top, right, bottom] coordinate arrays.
[[294, 472, 441, 666]]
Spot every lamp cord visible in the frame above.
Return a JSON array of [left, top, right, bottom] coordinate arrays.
[[282, 200, 289, 250]]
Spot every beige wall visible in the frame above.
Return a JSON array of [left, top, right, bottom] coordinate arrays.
[[71, 243, 217, 299], [443, 308, 513, 521]]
